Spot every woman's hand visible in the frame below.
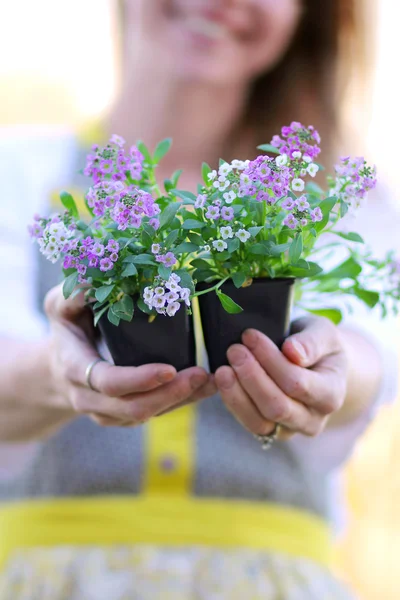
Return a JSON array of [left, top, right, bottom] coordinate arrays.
[[215, 316, 349, 440], [45, 285, 216, 428]]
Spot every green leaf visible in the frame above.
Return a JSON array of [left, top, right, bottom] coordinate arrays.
[[94, 304, 110, 327], [182, 219, 205, 230], [107, 307, 120, 327], [141, 229, 153, 248], [173, 190, 197, 204], [324, 257, 362, 280], [351, 287, 380, 308], [171, 169, 183, 188], [249, 243, 270, 256], [270, 242, 291, 256], [121, 263, 138, 278], [190, 258, 212, 270], [164, 179, 173, 193], [153, 138, 172, 163], [136, 140, 152, 164], [288, 262, 323, 278], [60, 191, 79, 219], [216, 291, 243, 314], [164, 229, 180, 247], [334, 231, 364, 244], [340, 200, 349, 218], [174, 270, 195, 293], [248, 226, 263, 237], [232, 272, 247, 289], [159, 202, 181, 230], [289, 234, 303, 264], [132, 254, 156, 266], [95, 284, 115, 303], [158, 264, 172, 280], [202, 162, 212, 184], [306, 182, 324, 197], [308, 308, 343, 325], [257, 143, 280, 154], [174, 242, 198, 253], [112, 295, 134, 322], [63, 272, 79, 299], [188, 232, 204, 245], [227, 238, 240, 253], [137, 297, 153, 315]]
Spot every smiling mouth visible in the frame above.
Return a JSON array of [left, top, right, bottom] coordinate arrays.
[[183, 15, 229, 40]]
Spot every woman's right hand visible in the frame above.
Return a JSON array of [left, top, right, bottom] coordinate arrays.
[[44, 285, 215, 427]]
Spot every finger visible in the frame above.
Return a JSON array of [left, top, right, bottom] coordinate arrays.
[[125, 367, 209, 422], [282, 317, 342, 368], [242, 329, 346, 415], [88, 361, 177, 396], [157, 375, 218, 416], [45, 284, 87, 323], [226, 344, 323, 435], [215, 366, 276, 435]]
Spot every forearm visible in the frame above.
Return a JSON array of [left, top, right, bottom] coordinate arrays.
[[329, 326, 384, 427], [0, 337, 75, 442]]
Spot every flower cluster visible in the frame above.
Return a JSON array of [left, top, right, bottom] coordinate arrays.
[[143, 274, 191, 316], [29, 216, 73, 264], [331, 156, 378, 210], [84, 135, 144, 184], [111, 187, 160, 231], [28, 123, 394, 328], [271, 121, 321, 161]]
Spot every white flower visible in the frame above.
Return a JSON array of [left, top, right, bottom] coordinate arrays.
[[195, 194, 207, 209], [231, 159, 246, 170], [292, 151, 302, 159], [240, 173, 251, 186], [300, 169, 307, 177], [179, 288, 191, 307], [143, 287, 154, 303], [166, 301, 180, 317], [218, 162, 232, 176], [170, 273, 181, 283], [165, 291, 179, 303], [292, 178, 305, 192], [235, 229, 251, 243], [154, 286, 165, 297], [276, 154, 288, 167], [165, 280, 181, 292], [152, 296, 166, 309], [223, 191, 236, 204], [212, 240, 228, 252], [207, 170, 217, 181], [151, 243, 161, 254], [303, 155, 312, 163], [203, 244, 210, 252], [220, 226, 233, 240], [218, 180, 230, 192], [307, 163, 319, 178]]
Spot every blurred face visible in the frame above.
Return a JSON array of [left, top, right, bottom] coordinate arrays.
[[124, 0, 301, 85]]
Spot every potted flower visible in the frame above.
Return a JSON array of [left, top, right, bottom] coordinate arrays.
[[29, 124, 399, 373], [29, 135, 198, 371]]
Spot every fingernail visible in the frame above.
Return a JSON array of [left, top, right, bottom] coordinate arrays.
[[157, 368, 176, 384], [216, 368, 234, 390], [290, 339, 307, 362], [190, 373, 207, 390], [227, 346, 247, 367], [242, 329, 258, 350]]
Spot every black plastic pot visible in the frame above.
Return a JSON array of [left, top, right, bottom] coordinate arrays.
[[197, 278, 295, 373], [97, 303, 196, 371]]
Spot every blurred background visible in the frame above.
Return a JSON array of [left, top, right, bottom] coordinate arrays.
[[1, 0, 399, 597]]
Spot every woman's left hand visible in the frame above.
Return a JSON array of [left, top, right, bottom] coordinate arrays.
[[215, 316, 348, 440]]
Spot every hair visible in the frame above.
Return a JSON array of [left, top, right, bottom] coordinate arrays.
[[116, 0, 368, 161]]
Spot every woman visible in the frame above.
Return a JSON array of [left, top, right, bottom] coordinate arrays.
[[0, 0, 398, 598]]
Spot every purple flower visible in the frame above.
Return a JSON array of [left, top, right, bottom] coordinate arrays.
[[205, 206, 220, 220], [100, 257, 114, 272], [92, 243, 105, 257], [149, 218, 160, 230], [195, 194, 207, 209], [295, 195, 310, 212], [107, 239, 119, 252], [221, 206, 234, 221], [109, 252, 119, 262], [310, 207, 323, 222], [81, 236, 94, 249], [28, 223, 43, 239], [283, 214, 299, 230], [282, 198, 295, 210], [166, 302, 180, 317], [88, 254, 99, 268], [77, 264, 87, 276]]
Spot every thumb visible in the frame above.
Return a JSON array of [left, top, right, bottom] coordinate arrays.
[[45, 283, 90, 323], [282, 317, 341, 368]]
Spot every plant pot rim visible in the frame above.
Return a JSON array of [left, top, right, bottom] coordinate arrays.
[[198, 277, 295, 288]]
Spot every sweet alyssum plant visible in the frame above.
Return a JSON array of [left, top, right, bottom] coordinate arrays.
[[29, 123, 399, 327]]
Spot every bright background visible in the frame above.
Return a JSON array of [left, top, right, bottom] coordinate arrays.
[[1, 0, 400, 597]]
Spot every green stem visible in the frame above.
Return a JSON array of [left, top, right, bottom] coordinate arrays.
[[192, 276, 230, 298], [148, 165, 163, 199]]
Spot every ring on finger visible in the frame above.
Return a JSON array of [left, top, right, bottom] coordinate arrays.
[[254, 423, 281, 451], [85, 358, 104, 391]]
